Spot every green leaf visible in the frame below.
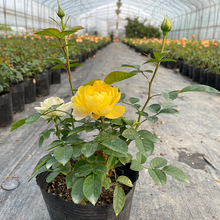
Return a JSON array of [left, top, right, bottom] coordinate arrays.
[[147, 116, 158, 123], [135, 136, 154, 158], [142, 139, 154, 157], [46, 157, 57, 169], [81, 142, 98, 158], [121, 64, 140, 69], [59, 162, 71, 174], [54, 146, 73, 166], [119, 93, 126, 102], [46, 170, 60, 183], [147, 104, 161, 113], [93, 164, 108, 176], [143, 58, 157, 64], [101, 138, 128, 154], [117, 176, 133, 187], [103, 148, 127, 158], [180, 85, 220, 93], [83, 174, 102, 205], [11, 118, 26, 131], [58, 26, 84, 38], [143, 70, 153, 73], [107, 155, 118, 170], [74, 160, 93, 177], [153, 52, 167, 61], [102, 177, 111, 190], [113, 185, 125, 216], [45, 58, 63, 64], [148, 169, 167, 186], [150, 157, 168, 169], [129, 97, 140, 104], [64, 135, 82, 144], [130, 159, 144, 171], [67, 126, 84, 137], [66, 170, 78, 189], [138, 130, 160, 143], [51, 64, 66, 69], [83, 79, 100, 86], [25, 113, 41, 125], [38, 136, 44, 148], [46, 140, 63, 151], [122, 128, 139, 140], [163, 165, 190, 183], [72, 145, 83, 158], [160, 108, 179, 114], [35, 28, 60, 38], [71, 178, 85, 204], [112, 118, 123, 125], [104, 71, 137, 84], [69, 63, 81, 68], [32, 154, 51, 176], [136, 152, 147, 164], [162, 102, 178, 109], [161, 91, 178, 101], [160, 58, 176, 62]]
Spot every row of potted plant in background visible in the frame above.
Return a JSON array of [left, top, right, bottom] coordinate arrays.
[[121, 36, 220, 91], [0, 33, 111, 127]]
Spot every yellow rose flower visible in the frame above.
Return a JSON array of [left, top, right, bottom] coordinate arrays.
[[35, 97, 71, 119], [71, 80, 125, 120]]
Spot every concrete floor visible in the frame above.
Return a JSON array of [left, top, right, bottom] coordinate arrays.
[[0, 42, 220, 220]]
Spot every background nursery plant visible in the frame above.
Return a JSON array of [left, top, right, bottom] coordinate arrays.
[[11, 5, 220, 218]]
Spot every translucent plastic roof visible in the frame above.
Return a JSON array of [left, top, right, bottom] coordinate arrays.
[[36, 0, 220, 24]]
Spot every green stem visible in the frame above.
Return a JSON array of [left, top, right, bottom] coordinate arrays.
[[135, 34, 167, 130]]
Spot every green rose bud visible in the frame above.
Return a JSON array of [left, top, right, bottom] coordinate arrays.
[[57, 1, 65, 18], [161, 17, 172, 36]]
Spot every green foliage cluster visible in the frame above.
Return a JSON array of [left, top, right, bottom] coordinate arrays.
[[0, 25, 12, 31], [125, 17, 160, 39]]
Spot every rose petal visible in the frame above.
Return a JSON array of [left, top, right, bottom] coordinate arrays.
[[105, 105, 125, 119], [73, 109, 89, 120]]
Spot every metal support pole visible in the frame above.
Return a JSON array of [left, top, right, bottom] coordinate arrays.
[[14, 0, 18, 34], [3, 0, 7, 35], [31, 0, 34, 31]]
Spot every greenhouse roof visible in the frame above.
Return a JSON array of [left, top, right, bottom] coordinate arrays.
[[36, 0, 219, 23]]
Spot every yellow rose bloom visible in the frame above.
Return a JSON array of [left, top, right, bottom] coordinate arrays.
[[71, 80, 125, 120], [35, 97, 71, 119]]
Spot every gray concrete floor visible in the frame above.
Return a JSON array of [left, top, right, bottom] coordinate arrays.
[[0, 42, 220, 220]]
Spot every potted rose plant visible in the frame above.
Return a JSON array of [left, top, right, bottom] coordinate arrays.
[[11, 3, 220, 219]]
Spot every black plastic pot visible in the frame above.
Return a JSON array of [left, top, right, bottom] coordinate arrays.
[[182, 63, 189, 76], [192, 66, 200, 82], [36, 164, 139, 220], [199, 69, 207, 85], [167, 61, 177, 69], [11, 81, 25, 113], [50, 69, 61, 84], [24, 78, 36, 104], [215, 74, 220, 91], [207, 71, 216, 88], [178, 59, 184, 74], [188, 65, 194, 78], [0, 91, 13, 127], [36, 71, 50, 97]]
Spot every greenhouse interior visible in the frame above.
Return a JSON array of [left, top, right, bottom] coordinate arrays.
[[0, 0, 220, 219]]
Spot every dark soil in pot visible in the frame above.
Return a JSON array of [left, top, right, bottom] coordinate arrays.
[[199, 69, 207, 85], [36, 163, 139, 220], [24, 78, 36, 104], [207, 71, 216, 88], [50, 69, 61, 84], [0, 91, 13, 127], [36, 71, 50, 97], [10, 81, 25, 113]]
